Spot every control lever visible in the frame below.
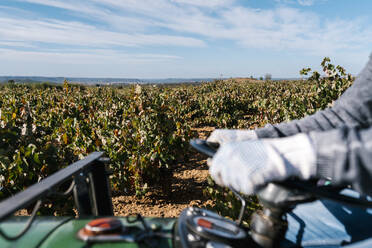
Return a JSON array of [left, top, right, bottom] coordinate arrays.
[[190, 139, 219, 157], [190, 139, 248, 226], [229, 187, 246, 227]]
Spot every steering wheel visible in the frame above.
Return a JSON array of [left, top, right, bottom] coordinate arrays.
[[190, 139, 372, 208]]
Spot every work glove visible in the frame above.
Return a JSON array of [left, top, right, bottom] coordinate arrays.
[[208, 133, 316, 195], [207, 129, 258, 144]]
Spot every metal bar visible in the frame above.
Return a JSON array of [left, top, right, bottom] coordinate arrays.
[[89, 157, 114, 216], [0, 152, 104, 221], [73, 171, 94, 216], [230, 187, 246, 227]]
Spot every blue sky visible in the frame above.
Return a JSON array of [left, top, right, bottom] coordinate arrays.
[[0, 0, 371, 78]]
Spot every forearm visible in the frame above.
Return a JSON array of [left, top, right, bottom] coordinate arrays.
[[255, 107, 360, 138], [311, 126, 372, 195]]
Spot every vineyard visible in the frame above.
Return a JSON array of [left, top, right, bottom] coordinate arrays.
[[0, 58, 354, 219]]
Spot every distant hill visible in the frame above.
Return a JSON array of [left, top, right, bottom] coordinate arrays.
[[223, 77, 302, 83], [0, 76, 216, 85]]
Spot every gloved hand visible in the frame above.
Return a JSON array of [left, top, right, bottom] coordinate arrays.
[[207, 129, 258, 144], [208, 133, 316, 195]]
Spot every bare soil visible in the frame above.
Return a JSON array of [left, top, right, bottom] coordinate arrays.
[[113, 127, 215, 217]]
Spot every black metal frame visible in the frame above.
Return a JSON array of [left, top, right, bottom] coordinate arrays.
[[0, 152, 114, 222]]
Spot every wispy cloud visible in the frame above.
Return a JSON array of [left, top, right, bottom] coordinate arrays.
[[0, 16, 206, 48], [1, 0, 372, 77], [5, 0, 371, 54], [0, 48, 182, 64], [171, 0, 235, 7], [297, 0, 314, 6], [275, 0, 327, 6], [15, 0, 102, 15]]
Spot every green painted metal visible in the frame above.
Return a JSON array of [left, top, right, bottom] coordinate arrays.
[[0, 216, 73, 248], [0, 217, 176, 248]]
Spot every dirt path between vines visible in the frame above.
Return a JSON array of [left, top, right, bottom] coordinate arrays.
[[112, 127, 215, 217]]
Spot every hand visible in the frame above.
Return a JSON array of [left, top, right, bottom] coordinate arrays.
[[207, 129, 258, 145], [208, 134, 316, 195]]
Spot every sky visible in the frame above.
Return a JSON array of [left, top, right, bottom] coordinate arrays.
[[0, 0, 371, 78]]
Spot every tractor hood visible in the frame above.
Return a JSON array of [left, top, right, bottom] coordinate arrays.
[[0, 217, 176, 248]]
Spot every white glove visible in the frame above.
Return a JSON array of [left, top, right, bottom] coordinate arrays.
[[209, 134, 316, 195], [207, 129, 258, 144]]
